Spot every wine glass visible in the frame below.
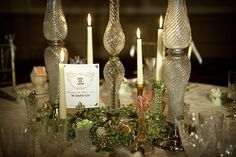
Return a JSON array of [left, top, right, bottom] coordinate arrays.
[[176, 112, 209, 157], [222, 117, 236, 156], [199, 110, 224, 157], [0, 123, 35, 157], [38, 119, 68, 157], [228, 70, 236, 103]]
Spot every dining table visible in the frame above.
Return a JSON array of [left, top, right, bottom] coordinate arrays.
[[0, 80, 233, 157]]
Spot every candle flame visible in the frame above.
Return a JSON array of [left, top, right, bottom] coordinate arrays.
[[60, 49, 64, 63], [87, 13, 91, 26], [136, 28, 141, 39], [159, 15, 163, 29]]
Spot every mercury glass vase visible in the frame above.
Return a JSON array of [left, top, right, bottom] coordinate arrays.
[[44, 43, 68, 105], [43, 0, 68, 105], [103, 0, 125, 113], [73, 126, 93, 156], [162, 0, 191, 151], [163, 49, 191, 122], [162, 0, 191, 123]]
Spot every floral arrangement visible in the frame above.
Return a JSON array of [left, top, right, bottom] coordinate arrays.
[[37, 100, 172, 152], [209, 88, 227, 106], [66, 102, 172, 152]]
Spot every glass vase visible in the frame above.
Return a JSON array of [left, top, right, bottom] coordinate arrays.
[[44, 43, 68, 105], [162, 0, 191, 151], [73, 127, 93, 156], [163, 0, 191, 125], [162, 0, 191, 49], [103, 0, 125, 113], [43, 0, 68, 105], [163, 49, 191, 122], [43, 0, 68, 41], [103, 57, 125, 112]]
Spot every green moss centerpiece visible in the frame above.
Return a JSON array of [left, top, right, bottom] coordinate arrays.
[[65, 101, 171, 152]]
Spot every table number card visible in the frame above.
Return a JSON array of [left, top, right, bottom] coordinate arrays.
[[63, 64, 99, 108]]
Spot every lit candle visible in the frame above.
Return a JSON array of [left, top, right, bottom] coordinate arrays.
[[87, 13, 93, 64], [156, 15, 164, 81], [136, 28, 143, 85], [59, 49, 67, 119]]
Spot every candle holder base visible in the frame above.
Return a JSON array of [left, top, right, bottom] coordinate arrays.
[[136, 83, 144, 96], [130, 138, 154, 156], [165, 122, 183, 151], [131, 96, 154, 156]]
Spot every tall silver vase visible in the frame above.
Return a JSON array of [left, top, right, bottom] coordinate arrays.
[[163, 49, 191, 122], [103, 0, 125, 113], [163, 0, 192, 123], [162, 0, 191, 151], [43, 0, 68, 105]]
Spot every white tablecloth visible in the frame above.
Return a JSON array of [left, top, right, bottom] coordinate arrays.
[[100, 81, 229, 114], [0, 81, 231, 157], [185, 82, 228, 114]]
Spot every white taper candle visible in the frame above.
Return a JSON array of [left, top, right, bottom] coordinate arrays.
[[136, 28, 143, 85], [87, 13, 93, 64], [156, 15, 164, 81], [59, 49, 67, 119]]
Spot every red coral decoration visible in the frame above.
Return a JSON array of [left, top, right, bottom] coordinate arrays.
[[135, 95, 151, 114]]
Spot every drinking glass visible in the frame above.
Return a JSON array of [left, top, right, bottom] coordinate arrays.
[[176, 113, 209, 157], [0, 123, 35, 157], [38, 119, 68, 157], [199, 110, 224, 157], [228, 70, 236, 103], [222, 117, 236, 156]]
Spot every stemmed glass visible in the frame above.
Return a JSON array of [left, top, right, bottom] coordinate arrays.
[[222, 117, 236, 156], [199, 110, 224, 157], [38, 119, 68, 157], [0, 123, 35, 157], [176, 113, 209, 157]]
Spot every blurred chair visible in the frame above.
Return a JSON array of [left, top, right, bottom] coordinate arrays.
[[0, 34, 16, 87]]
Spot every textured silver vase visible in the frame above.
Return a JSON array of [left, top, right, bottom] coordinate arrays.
[[43, 0, 68, 105], [162, 0, 191, 122], [73, 127, 93, 155], [103, 0, 125, 113], [163, 49, 191, 122]]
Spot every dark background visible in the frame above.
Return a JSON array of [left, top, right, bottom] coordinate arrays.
[[0, 0, 235, 86]]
